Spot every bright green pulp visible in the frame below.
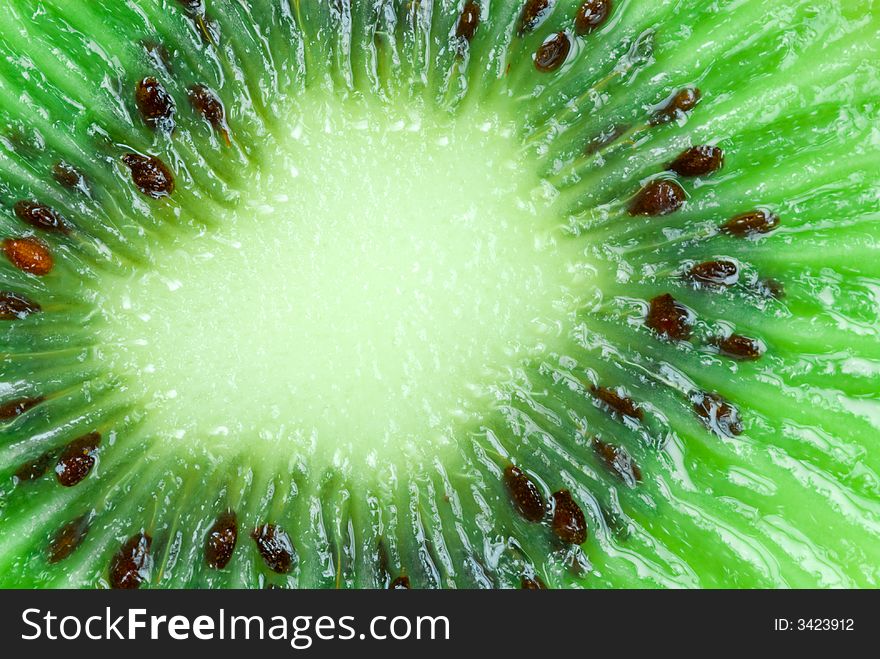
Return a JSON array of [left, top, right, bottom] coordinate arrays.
[[94, 93, 589, 474], [0, 0, 878, 588]]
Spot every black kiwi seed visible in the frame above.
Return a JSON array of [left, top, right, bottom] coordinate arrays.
[[646, 293, 692, 340], [668, 145, 724, 177], [687, 259, 739, 287], [551, 490, 587, 545], [503, 465, 546, 522], [14, 452, 53, 482], [520, 575, 547, 589], [54, 431, 101, 487], [534, 32, 571, 72], [0, 395, 45, 420], [187, 84, 224, 125], [141, 40, 173, 73], [650, 87, 701, 125], [574, 0, 611, 36], [390, 575, 411, 589], [48, 515, 91, 564], [205, 510, 238, 569], [122, 153, 175, 198], [592, 438, 642, 486], [590, 385, 643, 420], [519, 0, 551, 35], [251, 523, 295, 574], [109, 533, 152, 589], [7, 124, 45, 156], [629, 179, 686, 216], [692, 391, 743, 437], [187, 84, 229, 143], [13, 200, 71, 234], [135, 77, 176, 132], [52, 161, 87, 191], [758, 277, 785, 299], [721, 209, 779, 237], [455, 1, 480, 43], [0, 291, 41, 320], [3, 237, 54, 276], [713, 334, 764, 361], [198, 17, 222, 45]]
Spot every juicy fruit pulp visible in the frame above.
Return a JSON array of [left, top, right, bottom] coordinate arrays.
[[0, 0, 879, 589], [96, 97, 581, 466]]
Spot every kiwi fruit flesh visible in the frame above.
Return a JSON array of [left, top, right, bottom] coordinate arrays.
[[0, 0, 878, 589]]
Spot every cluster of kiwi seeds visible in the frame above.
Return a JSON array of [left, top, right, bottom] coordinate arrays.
[[1, 0, 879, 589]]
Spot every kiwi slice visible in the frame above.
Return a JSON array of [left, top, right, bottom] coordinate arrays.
[[0, 0, 878, 589]]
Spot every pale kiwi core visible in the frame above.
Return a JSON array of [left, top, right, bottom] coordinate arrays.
[[97, 96, 584, 467]]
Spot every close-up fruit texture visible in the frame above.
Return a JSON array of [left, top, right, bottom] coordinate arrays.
[[0, 0, 878, 589]]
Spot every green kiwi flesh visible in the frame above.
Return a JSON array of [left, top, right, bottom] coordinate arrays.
[[0, 0, 879, 589]]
